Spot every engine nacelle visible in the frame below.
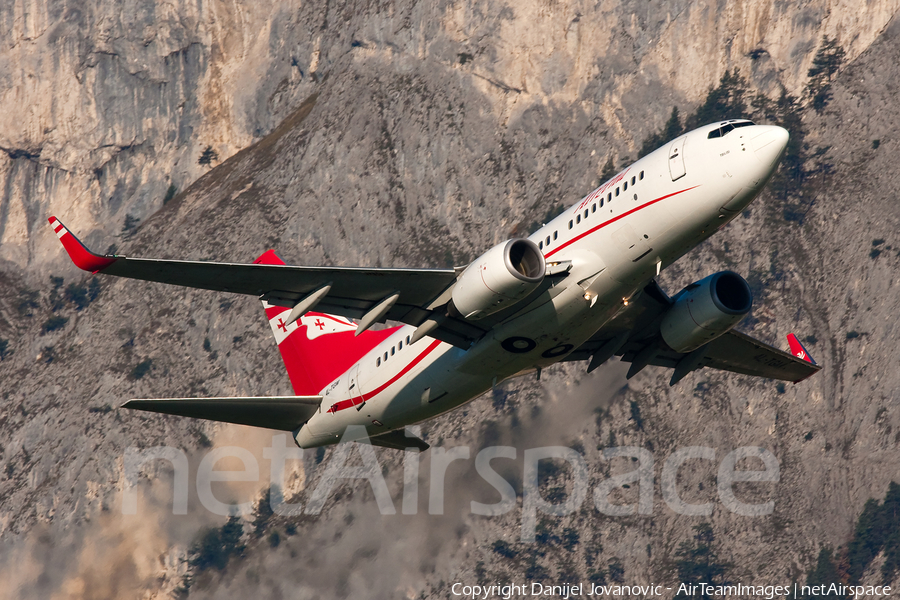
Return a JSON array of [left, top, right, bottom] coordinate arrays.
[[660, 271, 752, 353], [451, 239, 545, 320]]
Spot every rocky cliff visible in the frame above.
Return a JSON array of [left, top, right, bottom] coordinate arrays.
[[1, 1, 900, 598]]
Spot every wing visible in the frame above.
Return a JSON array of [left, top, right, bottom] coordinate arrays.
[[122, 396, 322, 430], [49, 216, 489, 348], [564, 280, 821, 384], [702, 330, 820, 381]]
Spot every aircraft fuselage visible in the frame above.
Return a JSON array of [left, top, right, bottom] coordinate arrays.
[[295, 121, 789, 447]]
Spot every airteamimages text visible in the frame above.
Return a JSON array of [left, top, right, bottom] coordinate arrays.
[[451, 582, 667, 598]]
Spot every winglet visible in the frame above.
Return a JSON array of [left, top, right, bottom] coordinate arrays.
[[787, 333, 816, 365], [48, 216, 118, 273], [253, 249, 284, 265]]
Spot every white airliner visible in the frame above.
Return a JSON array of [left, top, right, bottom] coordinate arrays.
[[50, 119, 819, 450]]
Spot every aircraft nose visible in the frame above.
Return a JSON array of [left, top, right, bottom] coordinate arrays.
[[751, 125, 789, 167]]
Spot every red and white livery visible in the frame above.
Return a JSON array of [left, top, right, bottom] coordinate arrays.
[[51, 120, 820, 450]]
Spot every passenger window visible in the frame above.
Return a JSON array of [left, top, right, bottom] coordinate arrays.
[[592, 203, 596, 213], [399, 341, 403, 350], [631, 176, 636, 185], [607, 192, 612, 202], [391, 347, 395, 356], [384, 351, 388, 361], [569, 220, 573, 229], [576, 215, 581, 224], [584, 209, 589, 219], [377, 357, 381, 366], [623, 181, 628, 191], [539, 241, 543, 250], [406, 335, 410, 344], [546, 235, 550, 245], [640, 171, 644, 180], [600, 198, 604, 208], [615, 187, 620, 196], [553, 231, 558, 240]]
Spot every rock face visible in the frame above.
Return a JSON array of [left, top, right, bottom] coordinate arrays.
[[2, 1, 900, 598], [2, 0, 898, 273], [0, 0, 315, 273]]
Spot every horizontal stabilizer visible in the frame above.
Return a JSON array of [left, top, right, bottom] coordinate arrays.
[[122, 396, 322, 431], [368, 429, 430, 451]]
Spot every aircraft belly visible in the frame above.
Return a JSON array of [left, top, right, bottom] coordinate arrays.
[[456, 273, 631, 376], [600, 203, 673, 286]]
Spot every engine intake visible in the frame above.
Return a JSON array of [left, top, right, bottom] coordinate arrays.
[[660, 271, 752, 353], [451, 239, 545, 320]]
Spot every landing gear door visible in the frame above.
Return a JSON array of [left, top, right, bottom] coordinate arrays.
[[668, 135, 687, 181]]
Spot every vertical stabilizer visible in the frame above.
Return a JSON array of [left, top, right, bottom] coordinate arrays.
[[254, 250, 398, 395]]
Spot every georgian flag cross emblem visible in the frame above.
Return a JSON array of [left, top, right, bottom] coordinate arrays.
[[298, 314, 357, 340], [265, 306, 358, 345]]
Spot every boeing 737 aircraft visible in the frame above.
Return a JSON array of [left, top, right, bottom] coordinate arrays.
[[51, 119, 819, 450]]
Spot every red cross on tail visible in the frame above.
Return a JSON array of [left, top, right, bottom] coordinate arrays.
[[255, 250, 400, 395]]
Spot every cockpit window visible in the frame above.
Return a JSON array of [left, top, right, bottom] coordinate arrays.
[[708, 120, 754, 139]]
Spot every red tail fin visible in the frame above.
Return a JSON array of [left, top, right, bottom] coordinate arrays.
[[255, 250, 398, 395], [787, 333, 816, 365]]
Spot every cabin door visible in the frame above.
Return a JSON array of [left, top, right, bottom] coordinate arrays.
[[668, 136, 687, 181]]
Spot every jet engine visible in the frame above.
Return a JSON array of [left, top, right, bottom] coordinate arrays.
[[451, 239, 545, 320], [660, 271, 752, 353]]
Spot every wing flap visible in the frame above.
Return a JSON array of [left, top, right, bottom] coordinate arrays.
[[122, 396, 322, 431]]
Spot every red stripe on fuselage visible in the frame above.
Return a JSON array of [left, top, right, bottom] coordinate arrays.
[[327, 339, 443, 413], [544, 186, 699, 259]]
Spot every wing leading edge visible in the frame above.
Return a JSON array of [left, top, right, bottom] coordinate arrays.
[[48, 216, 485, 347]]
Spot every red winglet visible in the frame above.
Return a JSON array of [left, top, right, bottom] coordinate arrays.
[[787, 333, 816, 365], [253, 249, 284, 265], [48, 216, 117, 273]]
